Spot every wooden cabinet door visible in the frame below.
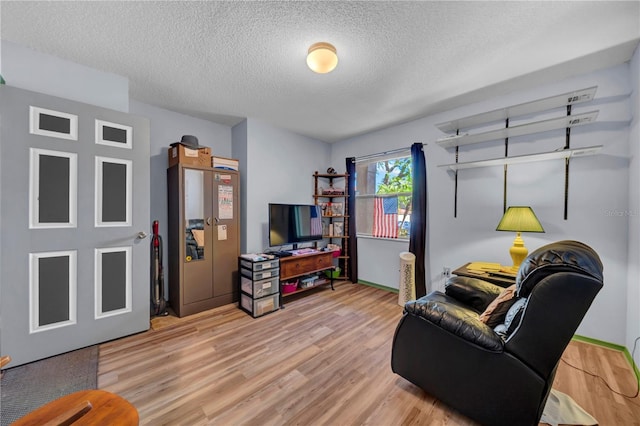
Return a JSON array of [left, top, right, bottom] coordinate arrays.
[[181, 168, 214, 304], [212, 171, 240, 300]]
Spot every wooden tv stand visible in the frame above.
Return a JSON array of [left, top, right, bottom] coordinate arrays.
[[279, 251, 335, 305]]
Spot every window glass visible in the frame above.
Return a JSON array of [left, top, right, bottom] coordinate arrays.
[[355, 155, 412, 239]]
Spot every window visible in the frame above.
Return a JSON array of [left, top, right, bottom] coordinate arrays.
[[355, 154, 412, 239]]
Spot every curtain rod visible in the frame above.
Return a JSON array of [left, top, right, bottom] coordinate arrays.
[[352, 143, 426, 163]]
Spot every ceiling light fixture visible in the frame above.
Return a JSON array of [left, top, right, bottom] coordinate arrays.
[[306, 42, 338, 74]]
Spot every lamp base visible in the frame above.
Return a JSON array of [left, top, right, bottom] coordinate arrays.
[[509, 232, 528, 272]]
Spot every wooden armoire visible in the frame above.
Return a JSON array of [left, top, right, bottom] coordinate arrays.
[[167, 164, 240, 317]]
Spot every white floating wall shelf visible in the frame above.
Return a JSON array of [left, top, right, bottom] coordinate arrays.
[[436, 86, 598, 133], [435, 86, 600, 219], [436, 111, 599, 148], [438, 145, 603, 171]]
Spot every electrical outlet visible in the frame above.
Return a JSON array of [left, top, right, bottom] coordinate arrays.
[[443, 266, 451, 278]]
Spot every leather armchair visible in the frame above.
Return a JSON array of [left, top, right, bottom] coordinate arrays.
[[390, 240, 603, 426]]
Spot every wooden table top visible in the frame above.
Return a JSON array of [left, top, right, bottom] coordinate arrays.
[[12, 389, 138, 426], [452, 262, 517, 287]]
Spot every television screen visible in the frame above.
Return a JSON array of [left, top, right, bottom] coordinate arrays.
[[269, 203, 323, 247]]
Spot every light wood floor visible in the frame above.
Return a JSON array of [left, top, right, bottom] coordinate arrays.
[[98, 282, 640, 425]]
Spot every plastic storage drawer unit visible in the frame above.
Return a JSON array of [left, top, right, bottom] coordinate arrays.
[[241, 267, 279, 281], [238, 255, 280, 318], [240, 293, 279, 318], [240, 258, 279, 272], [241, 275, 279, 298]]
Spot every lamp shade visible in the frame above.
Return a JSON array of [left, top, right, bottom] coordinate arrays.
[[496, 206, 544, 233], [307, 42, 338, 74]]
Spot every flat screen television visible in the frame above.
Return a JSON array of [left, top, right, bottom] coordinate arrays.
[[269, 203, 323, 248]]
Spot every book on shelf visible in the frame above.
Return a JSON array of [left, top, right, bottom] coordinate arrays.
[[321, 186, 345, 195]]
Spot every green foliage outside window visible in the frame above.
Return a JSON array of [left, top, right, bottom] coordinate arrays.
[[376, 157, 412, 238]]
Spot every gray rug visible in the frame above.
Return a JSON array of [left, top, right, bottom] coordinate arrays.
[[0, 346, 98, 425]]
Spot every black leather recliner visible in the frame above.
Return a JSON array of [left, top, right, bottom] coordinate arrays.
[[390, 240, 603, 426]]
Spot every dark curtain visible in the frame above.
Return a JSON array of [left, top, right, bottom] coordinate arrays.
[[346, 157, 358, 283], [409, 143, 427, 297]]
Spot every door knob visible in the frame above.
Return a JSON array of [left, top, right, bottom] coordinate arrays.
[[137, 231, 149, 239]]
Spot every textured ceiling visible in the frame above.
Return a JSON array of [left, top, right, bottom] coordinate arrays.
[[1, 1, 639, 142]]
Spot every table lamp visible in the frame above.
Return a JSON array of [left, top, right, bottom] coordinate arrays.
[[496, 206, 545, 272]]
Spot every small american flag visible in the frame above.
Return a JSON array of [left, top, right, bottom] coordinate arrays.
[[373, 196, 398, 238], [310, 205, 323, 236]]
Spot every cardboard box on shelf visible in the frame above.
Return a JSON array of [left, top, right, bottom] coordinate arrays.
[[212, 156, 239, 171], [168, 145, 211, 168]]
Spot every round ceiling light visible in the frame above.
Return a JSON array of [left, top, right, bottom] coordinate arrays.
[[306, 42, 338, 74]]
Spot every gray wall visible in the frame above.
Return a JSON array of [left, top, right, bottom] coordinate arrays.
[[1, 40, 129, 112], [239, 118, 331, 253], [231, 120, 248, 252], [129, 100, 233, 295], [331, 63, 634, 346]]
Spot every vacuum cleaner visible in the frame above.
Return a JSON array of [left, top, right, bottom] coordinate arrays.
[[151, 220, 168, 316]]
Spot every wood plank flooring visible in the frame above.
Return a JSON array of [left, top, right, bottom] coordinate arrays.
[[98, 282, 640, 425]]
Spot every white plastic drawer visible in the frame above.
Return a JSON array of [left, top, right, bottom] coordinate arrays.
[[240, 293, 280, 318], [241, 276, 279, 298], [241, 267, 279, 281], [240, 258, 279, 272]]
